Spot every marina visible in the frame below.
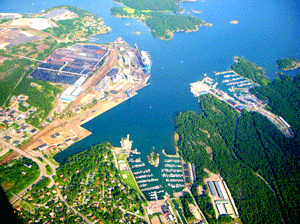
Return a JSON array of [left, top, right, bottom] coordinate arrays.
[[127, 148, 185, 201]]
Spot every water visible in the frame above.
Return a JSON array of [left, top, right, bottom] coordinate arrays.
[[2, 0, 300, 194]]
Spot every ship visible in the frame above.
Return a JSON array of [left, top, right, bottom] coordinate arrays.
[[141, 50, 152, 74]]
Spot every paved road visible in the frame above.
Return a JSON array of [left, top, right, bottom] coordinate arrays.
[[0, 140, 55, 204]]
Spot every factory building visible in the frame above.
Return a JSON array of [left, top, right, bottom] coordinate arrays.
[[60, 86, 76, 103], [74, 76, 86, 87], [207, 181, 216, 196], [71, 88, 83, 97], [213, 181, 224, 198]]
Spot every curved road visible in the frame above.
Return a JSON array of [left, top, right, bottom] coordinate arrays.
[[0, 140, 55, 204]]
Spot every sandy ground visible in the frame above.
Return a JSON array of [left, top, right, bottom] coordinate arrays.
[[189, 203, 202, 220]]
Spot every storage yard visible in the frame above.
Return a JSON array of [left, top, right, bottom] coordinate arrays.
[[30, 43, 109, 85], [203, 169, 239, 219]]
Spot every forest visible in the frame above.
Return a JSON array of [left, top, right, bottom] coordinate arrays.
[[175, 72, 300, 223], [114, 0, 183, 12], [0, 157, 39, 200], [277, 58, 300, 70], [111, 0, 205, 40], [175, 94, 284, 223], [231, 57, 271, 85]]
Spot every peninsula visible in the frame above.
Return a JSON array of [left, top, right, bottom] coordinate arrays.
[[111, 0, 211, 40], [0, 6, 151, 166], [277, 58, 300, 70]]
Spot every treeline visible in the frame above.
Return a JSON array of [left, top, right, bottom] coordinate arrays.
[[277, 58, 300, 70], [231, 57, 270, 85], [114, 0, 183, 13], [235, 111, 300, 224], [180, 192, 195, 222], [0, 158, 39, 199], [248, 73, 300, 224], [111, 4, 204, 40], [175, 94, 283, 223]]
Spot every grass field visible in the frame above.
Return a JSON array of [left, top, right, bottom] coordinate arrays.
[[121, 170, 139, 191]]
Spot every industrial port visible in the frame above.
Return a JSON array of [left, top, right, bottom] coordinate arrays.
[[16, 37, 152, 155], [190, 71, 294, 138]]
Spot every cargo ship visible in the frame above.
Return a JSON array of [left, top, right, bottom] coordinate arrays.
[[141, 50, 152, 74]]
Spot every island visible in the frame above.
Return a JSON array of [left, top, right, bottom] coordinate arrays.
[[277, 58, 300, 70], [111, 0, 211, 40], [147, 151, 159, 167], [230, 20, 239, 24]]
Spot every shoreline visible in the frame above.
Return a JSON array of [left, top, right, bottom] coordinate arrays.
[[50, 83, 149, 159]]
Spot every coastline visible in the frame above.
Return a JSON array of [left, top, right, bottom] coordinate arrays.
[[49, 83, 150, 158]]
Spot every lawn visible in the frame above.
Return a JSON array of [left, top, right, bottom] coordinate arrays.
[[121, 170, 141, 194]]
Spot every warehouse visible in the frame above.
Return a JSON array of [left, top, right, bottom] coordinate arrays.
[[71, 88, 83, 97], [216, 203, 227, 216], [62, 86, 76, 96], [207, 181, 216, 196], [213, 181, 224, 198], [74, 77, 86, 87]]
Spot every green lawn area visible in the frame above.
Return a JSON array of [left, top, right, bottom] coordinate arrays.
[[44, 155, 59, 166], [116, 152, 128, 161], [121, 170, 141, 194], [46, 164, 53, 175]]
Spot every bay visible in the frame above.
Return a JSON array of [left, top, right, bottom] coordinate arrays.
[[2, 0, 300, 167]]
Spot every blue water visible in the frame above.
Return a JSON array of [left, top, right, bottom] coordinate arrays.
[[2, 0, 300, 161]]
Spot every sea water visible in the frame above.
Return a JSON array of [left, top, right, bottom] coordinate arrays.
[[2, 0, 300, 198]]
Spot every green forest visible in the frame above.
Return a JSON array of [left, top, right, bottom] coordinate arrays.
[[231, 57, 271, 85], [111, 0, 205, 40], [175, 95, 286, 223], [114, 0, 184, 12], [0, 157, 39, 199], [277, 58, 300, 70], [43, 5, 108, 40], [175, 72, 300, 223]]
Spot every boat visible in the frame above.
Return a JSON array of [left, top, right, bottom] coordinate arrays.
[[141, 50, 152, 74]]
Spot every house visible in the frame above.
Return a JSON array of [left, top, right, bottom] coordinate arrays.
[[3, 135, 12, 141], [13, 140, 20, 146], [30, 129, 37, 134], [24, 162, 32, 168]]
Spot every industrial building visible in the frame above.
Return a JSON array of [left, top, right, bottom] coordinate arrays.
[[207, 181, 216, 196], [71, 88, 83, 97], [60, 86, 76, 103], [213, 181, 224, 199], [74, 77, 86, 87]]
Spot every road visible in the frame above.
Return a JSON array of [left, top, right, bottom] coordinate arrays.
[[0, 140, 55, 204], [19, 48, 118, 153], [2, 68, 28, 107]]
